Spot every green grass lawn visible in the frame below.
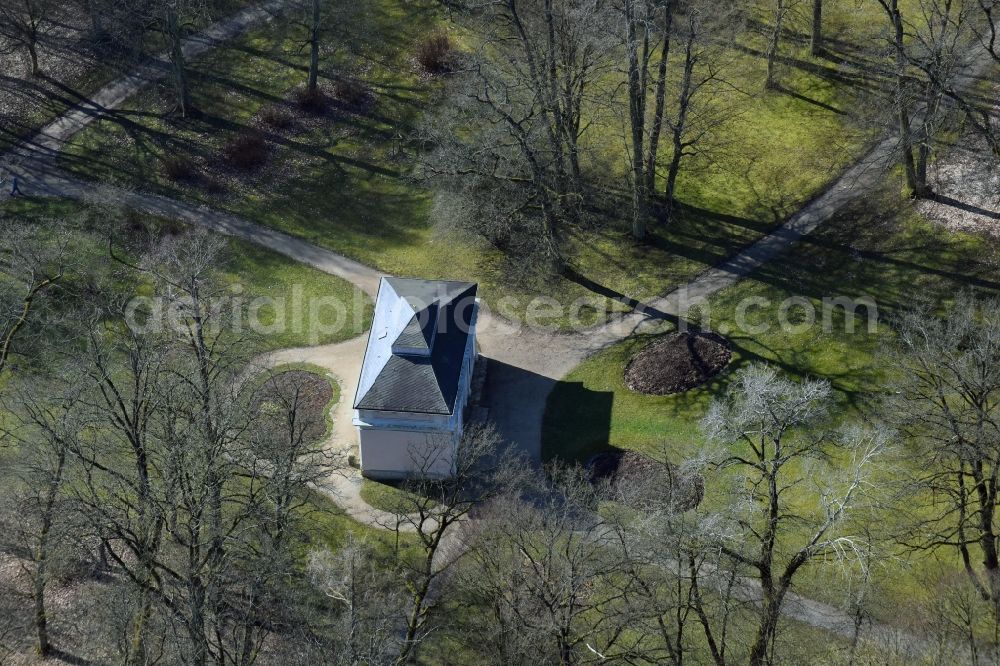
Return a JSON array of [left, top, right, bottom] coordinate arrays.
[[222, 240, 372, 350], [542, 176, 1000, 626], [0, 198, 371, 353], [57, 0, 884, 330], [360, 479, 421, 513], [359, 478, 441, 514], [542, 174, 998, 461]]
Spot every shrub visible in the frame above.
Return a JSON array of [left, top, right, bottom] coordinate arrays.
[[294, 85, 328, 113], [204, 176, 226, 194], [258, 104, 294, 130], [222, 132, 269, 170], [162, 156, 197, 182], [333, 78, 374, 111], [416, 31, 453, 74]]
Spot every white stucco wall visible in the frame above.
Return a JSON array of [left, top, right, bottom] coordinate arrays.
[[359, 428, 456, 480]]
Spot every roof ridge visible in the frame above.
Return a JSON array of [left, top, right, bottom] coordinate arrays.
[[355, 278, 479, 414]]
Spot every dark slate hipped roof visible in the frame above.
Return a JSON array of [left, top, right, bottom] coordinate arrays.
[[354, 278, 478, 415], [394, 301, 438, 353]]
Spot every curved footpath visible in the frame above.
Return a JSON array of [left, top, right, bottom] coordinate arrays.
[[2, 0, 290, 166], [3, 8, 995, 658]]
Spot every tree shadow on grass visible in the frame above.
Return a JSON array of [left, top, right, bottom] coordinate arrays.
[[242, 165, 431, 254], [191, 69, 289, 110], [745, 195, 1000, 316], [769, 83, 847, 115], [48, 648, 94, 666], [563, 266, 646, 311], [731, 42, 879, 92], [931, 194, 1000, 220], [561, 201, 772, 301]]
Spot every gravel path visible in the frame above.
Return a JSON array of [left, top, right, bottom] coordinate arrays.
[[2, 0, 289, 168]]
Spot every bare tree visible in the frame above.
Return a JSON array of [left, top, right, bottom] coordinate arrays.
[[910, 0, 1000, 160], [455, 465, 641, 665], [621, 0, 676, 240], [871, 0, 982, 197], [885, 293, 1000, 623], [36, 228, 346, 665], [810, 0, 823, 55], [307, 536, 407, 663], [661, 0, 740, 225], [642, 0, 674, 198], [121, 0, 207, 117], [220, 368, 340, 666], [874, 0, 923, 195], [0, 221, 70, 378], [623, 0, 652, 240], [702, 363, 887, 666], [377, 422, 526, 664], [0, 0, 58, 76], [423, 0, 614, 267], [271, 0, 365, 101], [137, 231, 259, 665], [66, 300, 171, 665], [609, 455, 740, 666], [1, 380, 84, 658], [976, 0, 1000, 62], [763, 0, 801, 90]]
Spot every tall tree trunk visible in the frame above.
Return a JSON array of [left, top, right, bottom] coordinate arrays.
[[972, 462, 1000, 606], [33, 570, 49, 657], [664, 26, 695, 225], [308, 0, 321, 93], [764, 0, 786, 90], [748, 454, 784, 666], [32, 446, 66, 658], [748, 583, 784, 666], [644, 0, 674, 197], [167, 8, 191, 117], [664, 142, 683, 225], [188, 579, 209, 666], [912, 82, 944, 198], [127, 518, 163, 666], [916, 141, 930, 194], [625, 0, 648, 240], [810, 0, 823, 55], [128, 586, 155, 666], [396, 529, 444, 665], [541, 0, 574, 224], [563, 72, 584, 196], [884, 0, 919, 196], [898, 106, 919, 196], [27, 39, 40, 77], [126, 417, 161, 666]]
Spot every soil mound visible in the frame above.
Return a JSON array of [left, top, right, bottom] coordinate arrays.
[[624, 332, 731, 395], [588, 450, 704, 511]]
